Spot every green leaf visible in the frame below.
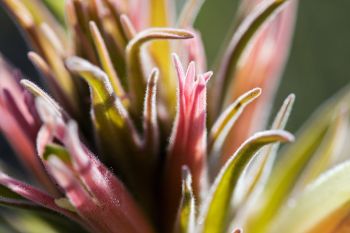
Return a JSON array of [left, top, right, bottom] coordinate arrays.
[[66, 56, 141, 186], [270, 160, 350, 233], [198, 130, 294, 233], [208, 88, 261, 175], [126, 28, 193, 115], [65, 56, 133, 129], [242, 94, 295, 201], [89, 21, 127, 103], [209, 0, 288, 119], [174, 167, 196, 233], [246, 87, 350, 233]]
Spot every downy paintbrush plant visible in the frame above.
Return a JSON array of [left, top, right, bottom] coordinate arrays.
[[0, 0, 350, 233]]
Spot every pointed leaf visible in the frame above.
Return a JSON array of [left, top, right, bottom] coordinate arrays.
[[209, 0, 289, 119], [142, 68, 159, 156], [4, 1, 75, 105], [199, 130, 294, 233], [27, 52, 75, 114], [243, 94, 295, 199], [246, 87, 350, 233], [89, 21, 127, 102], [102, 0, 129, 43], [20, 80, 64, 119], [65, 56, 138, 134], [126, 28, 193, 115], [0, 172, 81, 223], [208, 88, 261, 174], [174, 167, 196, 233], [66, 57, 141, 182], [120, 14, 137, 39], [231, 94, 295, 230]]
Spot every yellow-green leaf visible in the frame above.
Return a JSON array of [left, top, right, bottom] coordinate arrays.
[[89, 21, 127, 104], [199, 130, 294, 233], [126, 28, 193, 115], [66, 56, 141, 186], [208, 88, 261, 176], [243, 94, 295, 201], [246, 87, 350, 233], [174, 167, 196, 233]]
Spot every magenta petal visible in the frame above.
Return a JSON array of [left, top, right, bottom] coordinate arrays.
[[39, 116, 155, 233], [163, 54, 211, 230], [64, 122, 154, 233], [0, 59, 58, 196], [0, 172, 81, 223]]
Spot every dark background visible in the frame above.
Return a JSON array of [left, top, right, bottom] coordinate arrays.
[[0, 0, 349, 133]]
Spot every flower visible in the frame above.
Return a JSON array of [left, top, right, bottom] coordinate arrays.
[[0, 0, 349, 233]]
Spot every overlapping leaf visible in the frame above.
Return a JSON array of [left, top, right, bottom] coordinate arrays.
[[199, 130, 294, 233], [246, 87, 350, 233]]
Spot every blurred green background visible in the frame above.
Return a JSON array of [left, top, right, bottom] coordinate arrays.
[[0, 0, 349, 133]]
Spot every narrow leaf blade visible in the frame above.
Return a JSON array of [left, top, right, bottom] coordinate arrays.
[[199, 130, 294, 233]]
